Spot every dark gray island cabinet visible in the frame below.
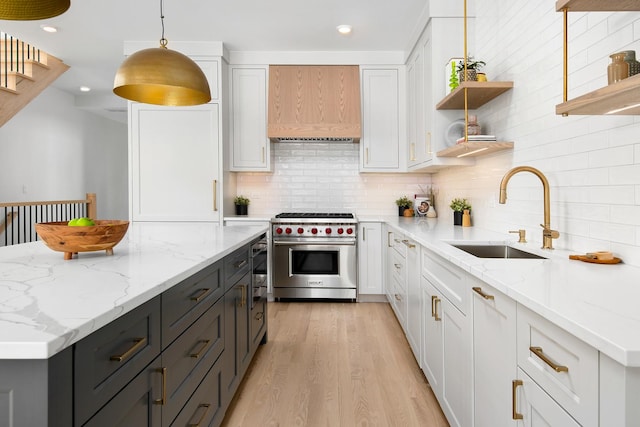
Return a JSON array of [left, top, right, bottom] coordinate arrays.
[[0, 242, 267, 427]]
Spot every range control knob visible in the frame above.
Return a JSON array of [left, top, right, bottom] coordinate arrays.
[[276, 227, 283, 234], [285, 227, 292, 234], [325, 228, 332, 234], [346, 228, 354, 235], [337, 228, 344, 234], [311, 227, 318, 235], [297, 227, 304, 234]]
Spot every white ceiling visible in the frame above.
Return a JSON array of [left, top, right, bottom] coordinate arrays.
[[1, 0, 428, 121]]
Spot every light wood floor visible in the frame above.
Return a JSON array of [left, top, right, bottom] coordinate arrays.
[[221, 301, 449, 427]]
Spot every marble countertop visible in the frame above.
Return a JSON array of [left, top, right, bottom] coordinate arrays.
[[381, 216, 640, 367], [0, 222, 267, 360]]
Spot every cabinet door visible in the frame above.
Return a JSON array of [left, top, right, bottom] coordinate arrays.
[[407, 47, 425, 168], [360, 68, 402, 172], [440, 293, 471, 427], [421, 276, 443, 396], [473, 283, 517, 427], [357, 222, 383, 295], [515, 368, 581, 427], [229, 66, 270, 171], [405, 237, 421, 360], [130, 103, 221, 221]]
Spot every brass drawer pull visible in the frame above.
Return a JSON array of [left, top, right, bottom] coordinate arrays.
[[387, 231, 393, 247], [255, 311, 264, 320], [431, 295, 441, 321], [110, 337, 147, 362], [402, 239, 416, 248], [154, 367, 167, 405], [190, 288, 212, 303], [213, 180, 218, 212], [394, 263, 402, 269], [234, 259, 248, 269], [512, 379, 523, 420], [472, 286, 495, 300], [188, 403, 211, 427], [394, 294, 401, 301], [190, 339, 211, 359], [529, 346, 569, 372], [236, 284, 247, 307]]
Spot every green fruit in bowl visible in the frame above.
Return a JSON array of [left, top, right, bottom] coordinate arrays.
[[68, 217, 95, 226]]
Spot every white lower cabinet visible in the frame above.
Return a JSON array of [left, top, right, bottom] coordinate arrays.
[[357, 222, 383, 295], [405, 236, 420, 360], [514, 368, 580, 427], [420, 248, 471, 427], [472, 283, 517, 427]]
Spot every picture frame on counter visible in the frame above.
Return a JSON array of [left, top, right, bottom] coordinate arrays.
[[414, 195, 431, 217]]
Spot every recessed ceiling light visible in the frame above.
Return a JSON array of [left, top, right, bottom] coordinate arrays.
[[337, 25, 352, 35], [79, 86, 91, 92], [40, 24, 58, 33]]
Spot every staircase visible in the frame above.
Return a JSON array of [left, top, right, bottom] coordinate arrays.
[[0, 32, 69, 127]]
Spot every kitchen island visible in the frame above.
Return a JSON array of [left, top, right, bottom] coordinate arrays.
[[0, 222, 268, 426]]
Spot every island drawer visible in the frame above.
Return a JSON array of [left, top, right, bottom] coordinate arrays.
[[75, 296, 161, 426], [162, 299, 224, 425], [224, 244, 250, 290], [162, 259, 223, 348], [516, 304, 598, 427]]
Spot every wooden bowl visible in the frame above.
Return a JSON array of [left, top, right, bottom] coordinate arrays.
[[35, 220, 130, 260]]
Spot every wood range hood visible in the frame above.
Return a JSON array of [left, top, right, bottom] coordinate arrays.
[[267, 65, 362, 143]]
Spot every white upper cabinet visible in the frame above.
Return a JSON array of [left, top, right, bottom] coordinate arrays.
[[195, 59, 221, 102], [360, 66, 406, 172], [407, 35, 432, 169], [228, 66, 271, 171], [129, 103, 222, 222]]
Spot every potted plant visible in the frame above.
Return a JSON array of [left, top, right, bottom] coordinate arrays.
[[234, 195, 250, 216], [450, 198, 471, 225], [395, 196, 413, 217], [456, 56, 486, 82]]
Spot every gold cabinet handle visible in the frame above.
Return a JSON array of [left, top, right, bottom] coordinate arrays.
[[426, 132, 432, 154], [234, 259, 248, 269], [255, 311, 264, 320], [402, 239, 416, 248], [190, 288, 212, 303], [529, 346, 569, 372], [236, 284, 247, 307], [431, 295, 441, 321], [410, 142, 416, 161], [365, 147, 370, 164], [394, 294, 401, 301], [110, 337, 146, 362], [362, 227, 366, 241], [212, 180, 218, 211], [261, 147, 265, 164], [188, 403, 212, 427], [387, 231, 393, 247], [512, 379, 523, 420], [154, 367, 167, 405], [190, 339, 211, 359], [394, 263, 402, 269], [472, 286, 494, 300]]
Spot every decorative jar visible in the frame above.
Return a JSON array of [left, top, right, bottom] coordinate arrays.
[[608, 52, 629, 84], [620, 50, 640, 77]]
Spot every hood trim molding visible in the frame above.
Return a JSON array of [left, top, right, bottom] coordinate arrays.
[[267, 65, 361, 142]]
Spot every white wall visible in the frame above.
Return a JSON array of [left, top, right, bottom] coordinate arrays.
[[432, 1, 640, 266], [235, 142, 432, 217], [0, 86, 128, 219]]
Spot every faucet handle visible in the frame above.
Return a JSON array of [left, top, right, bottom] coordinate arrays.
[[539, 224, 560, 239], [509, 229, 527, 243]]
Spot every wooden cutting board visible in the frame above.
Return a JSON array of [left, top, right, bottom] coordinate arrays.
[[569, 255, 622, 264]]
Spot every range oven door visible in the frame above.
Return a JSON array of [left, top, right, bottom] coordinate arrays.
[[273, 240, 357, 289]]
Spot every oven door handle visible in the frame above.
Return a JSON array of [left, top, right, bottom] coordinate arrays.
[[273, 239, 356, 246]]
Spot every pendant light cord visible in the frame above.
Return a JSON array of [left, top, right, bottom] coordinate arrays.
[[159, 0, 167, 48]]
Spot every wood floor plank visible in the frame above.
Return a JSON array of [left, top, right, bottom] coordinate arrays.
[[221, 302, 449, 427]]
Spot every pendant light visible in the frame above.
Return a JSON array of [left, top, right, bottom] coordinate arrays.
[[113, 0, 211, 106], [0, 0, 69, 20]]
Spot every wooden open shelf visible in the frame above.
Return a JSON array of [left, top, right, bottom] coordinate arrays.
[[556, 0, 640, 12], [436, 141, 514, 158], [556, 73, 640, 115], [436, 81, 514, 110]]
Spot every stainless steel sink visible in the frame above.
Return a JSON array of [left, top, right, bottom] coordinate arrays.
[[451, 244, 547, 259]]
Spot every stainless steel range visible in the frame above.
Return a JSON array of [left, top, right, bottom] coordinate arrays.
[[271, 212, 357, 301]]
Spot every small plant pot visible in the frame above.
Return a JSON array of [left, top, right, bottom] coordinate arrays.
[[459, 70, 478, 82], [235, 204, 248, 216], [399, 206, 409, 216], [453, 211, 463, 226]]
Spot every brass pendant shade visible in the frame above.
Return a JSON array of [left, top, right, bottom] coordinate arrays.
[[113, 45, 212, 106], [0, 0, 70, 20]]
